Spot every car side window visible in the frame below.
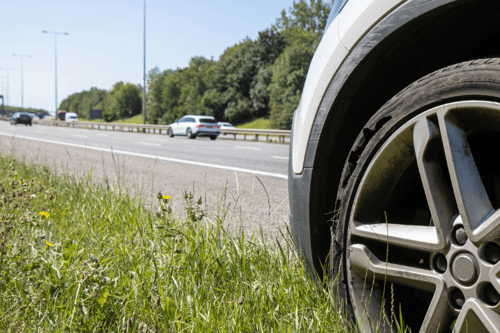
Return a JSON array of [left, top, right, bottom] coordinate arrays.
[[178, 117, 185, 123]]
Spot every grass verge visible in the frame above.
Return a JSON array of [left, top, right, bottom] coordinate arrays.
[[236, 118, 273, 129], [0, 155, 346, 332], [89, 115, 145, 124]]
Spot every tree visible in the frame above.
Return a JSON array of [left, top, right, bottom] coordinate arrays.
[[269, 30, 319, 129], [102, 82, 142, 122]]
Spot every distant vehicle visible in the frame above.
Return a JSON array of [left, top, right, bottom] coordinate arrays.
[[10, 112, 32, 126], [56, 110, 67, 121], [65, 112, 78, 122], [168, 115, 220, 140], [217, 122, 234, 135]]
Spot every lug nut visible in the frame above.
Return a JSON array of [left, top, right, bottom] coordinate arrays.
[[485, 242, 500, 264], [434, 253, 447, 273], [454, 227, 468, 245], [452, 289, 465, 309]]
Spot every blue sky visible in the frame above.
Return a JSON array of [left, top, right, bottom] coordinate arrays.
[[0, 0, 295, 111]]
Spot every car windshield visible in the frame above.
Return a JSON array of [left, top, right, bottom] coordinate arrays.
[[223, 123, 232, 126], [199, 118, 216, 124]]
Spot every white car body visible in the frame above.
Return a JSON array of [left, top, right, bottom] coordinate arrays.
[[292, 0, 404, 174], [217, 122, 235, 133], [65, 112, 78, 122], [169, 115, 220, 139]]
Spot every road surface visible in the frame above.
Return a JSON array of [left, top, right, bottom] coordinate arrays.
[[0, 121, 290, 240]]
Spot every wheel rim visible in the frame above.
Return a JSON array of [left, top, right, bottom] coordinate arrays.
[[346, 101, 500, 333]]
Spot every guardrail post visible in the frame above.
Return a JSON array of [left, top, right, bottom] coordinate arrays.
[[244, 134, 246, 140], [255, 134, 258, 141]]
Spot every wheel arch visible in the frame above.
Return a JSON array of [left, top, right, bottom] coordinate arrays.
[[291, 0, 500, 276]]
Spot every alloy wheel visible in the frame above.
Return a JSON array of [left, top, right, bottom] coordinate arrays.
[[347, 101, 500, 332]]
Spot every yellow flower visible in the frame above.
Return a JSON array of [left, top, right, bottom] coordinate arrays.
[[162, 195, 171, 200], [39, 211, 50, 218], [45, 240, 54, 247]]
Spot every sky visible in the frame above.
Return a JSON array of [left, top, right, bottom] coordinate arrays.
[[0, 0, 295, 112]]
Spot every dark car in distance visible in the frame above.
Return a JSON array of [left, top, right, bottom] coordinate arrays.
[[10, 112, 32, 126]]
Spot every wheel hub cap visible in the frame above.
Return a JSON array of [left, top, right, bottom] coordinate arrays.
[[452, 253, 477, 284]]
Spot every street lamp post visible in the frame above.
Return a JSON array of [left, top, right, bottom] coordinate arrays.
[[143, 0, 147, 126], [12, 54, 31, 108], [0, 67, 15, 107], [43, 31, 68, 114]]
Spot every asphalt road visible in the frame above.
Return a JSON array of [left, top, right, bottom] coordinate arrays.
[[0, 121, 291, 240]]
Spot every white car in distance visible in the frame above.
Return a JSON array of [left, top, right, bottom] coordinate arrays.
[[217, 122, 235, 135], [168, 115, 220, 140], [65, 112, 78, 122]]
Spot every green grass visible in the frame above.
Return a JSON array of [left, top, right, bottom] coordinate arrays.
[[112, 114, 144, 124], [0, 155, 347, 332], [88, 114, 145, 124], [236, 118, 273, 129]]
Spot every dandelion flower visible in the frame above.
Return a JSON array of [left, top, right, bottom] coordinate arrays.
[[30, 194, 36, 199], [39, 211, 50, 218], [45, 240, 54, 247], [162, 195, 171, 200]]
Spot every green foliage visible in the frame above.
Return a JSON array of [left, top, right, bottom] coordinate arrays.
[[2, 106, 49, 117], [269, 29, 320, 129], [145, 0, 330, 127], [59, 87, 107, 119], [0, 155, 349, 332], [101, 82, 143, 122]]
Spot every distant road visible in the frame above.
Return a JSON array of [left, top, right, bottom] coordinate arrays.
[[0, 121, 289, 179], [0, 121, 290, 239]]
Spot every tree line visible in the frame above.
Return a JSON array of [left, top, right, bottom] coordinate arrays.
[[58, 0, 331, 129], [1, 106, 49, 117]]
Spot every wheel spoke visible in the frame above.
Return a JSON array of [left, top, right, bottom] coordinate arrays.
[[350, 244, 443, 293], [438, 110, 496, 242], [454, 299, 500, 333], [351, 222, 441, 252], [413, 118, 458, 250], [470, 209, 500, 244], [419, 283, 453, 333]]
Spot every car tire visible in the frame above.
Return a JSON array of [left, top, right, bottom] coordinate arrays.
[[186, 128, 196, 139], [331, 58, 500, 333], [168, 128, 174, 137], [210, 136, 217, 141]]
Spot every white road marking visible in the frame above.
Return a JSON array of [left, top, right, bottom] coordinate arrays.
[[72, 134, 88, 138], [136, 141, 162, 147], [271, 156, 288, 160], [0, 132, 288, 180], [235, 146, 261, 150]]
